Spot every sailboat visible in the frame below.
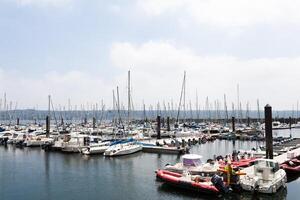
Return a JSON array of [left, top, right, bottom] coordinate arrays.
[[104, 71, 142, 157]]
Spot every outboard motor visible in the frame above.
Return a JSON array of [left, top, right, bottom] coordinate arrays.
[[15, 140, 24, 148], [211, 174, 231, 194], [42, 141, 52, 151], [3, 137, 8, 146]]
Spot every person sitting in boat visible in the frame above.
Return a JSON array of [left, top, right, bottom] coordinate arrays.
[[222, 160, 238, 185], [232, 150, 238, 161]]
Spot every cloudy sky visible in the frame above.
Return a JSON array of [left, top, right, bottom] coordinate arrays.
[[1, 0, 300, 110]]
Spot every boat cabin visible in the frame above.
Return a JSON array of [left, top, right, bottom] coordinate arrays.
[[182, 154, 203, 167], [253, 159, 280, 181]]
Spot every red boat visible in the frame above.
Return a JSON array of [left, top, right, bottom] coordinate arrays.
[[156, 169, 220, 194], [280, 158, 300, 174], [219, 158, 256, 169]]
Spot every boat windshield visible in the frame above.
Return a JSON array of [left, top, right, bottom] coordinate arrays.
[[183, 158, 202, 166], [255, 160, 280, 172]]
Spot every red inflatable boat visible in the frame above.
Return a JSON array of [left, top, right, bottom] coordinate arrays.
[[156, 169, 220, 194], [280, 158, 300, 174], [219, 158, 256, 169]]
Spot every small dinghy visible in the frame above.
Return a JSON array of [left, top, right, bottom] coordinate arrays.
[[280, 158, 300, 174], [156, 169, 229, 194], [219, 158, 256, 169]]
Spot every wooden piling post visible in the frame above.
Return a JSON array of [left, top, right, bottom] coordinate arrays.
[[265, 104, 273, 159], [157, 115, 161, 139], [167, 116, 170, 131], [46, 116, 50, 138], [16, 118, 20, 125], [93, 117, 96, 129], [231, 117, 235, 132], [289, 116, 292, 130]]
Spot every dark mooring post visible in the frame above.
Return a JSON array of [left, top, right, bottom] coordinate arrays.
[[157, 115, 161, 139], [46, 116, 50, 138], [289, 117, 292, 130], [93, 117, 96, 129], [231, 117, 235, 132], [265, 104, 273, 159], [61, 118, 64, 126], [16, 118, 20, 126], [167, 116, 170, 131], [247, 117, 250, 127], [84, 117, 87, 125]]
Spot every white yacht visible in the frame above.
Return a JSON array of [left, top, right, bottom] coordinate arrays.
[[61, 132, 89, 153], [104, 140, 142, 157], [10, 132, 27, 144], [81, 141, 111, 155], [25, 131, 53, 147], [240, 159, 287, 193]]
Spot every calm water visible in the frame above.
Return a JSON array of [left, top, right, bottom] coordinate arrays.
[[0, 129, 300, 200]]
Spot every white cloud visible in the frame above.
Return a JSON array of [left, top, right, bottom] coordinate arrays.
[[110, 41, 300, 110], [137, 0, 300, 27], [16, 0, 72, 7], [0, 70, 114, 109], [1, 41, 299, 110]]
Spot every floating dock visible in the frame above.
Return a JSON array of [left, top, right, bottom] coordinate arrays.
[[142, 145, 187, 154], [243, 138, 300, 174]]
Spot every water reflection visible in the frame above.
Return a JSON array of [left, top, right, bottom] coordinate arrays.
[[0, 128, 299, 200]]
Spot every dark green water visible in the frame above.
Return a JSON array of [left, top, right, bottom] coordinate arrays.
[[0, 129, 299, 200]]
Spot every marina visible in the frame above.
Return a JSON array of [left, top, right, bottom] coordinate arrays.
[[2, 1, 300, 199], [0, 129, 299, 200], [1, 112, 300, 199]]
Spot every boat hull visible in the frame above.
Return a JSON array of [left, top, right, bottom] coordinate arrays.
[[104, 145, 142, 157], [156, 170, 219, 194]]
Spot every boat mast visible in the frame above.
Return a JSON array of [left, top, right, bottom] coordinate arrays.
[[237, 84, 240, 123], [112, 89, 116, 126], [183, 71, 186, 123], [231, 102, 235, 119], [257, 99, 260, 123], [116, 86, 122, 126], [143, 101, 146, 123], [4, 92, 6, 122], [297, 100, 299, 122], [176, 71, 186, 125], [189, 100, 193, 121], [196, 90, 199, 120], [127, 70, 131, 128], [48, 95, 51, 121], [224, 94, 228, 125]]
